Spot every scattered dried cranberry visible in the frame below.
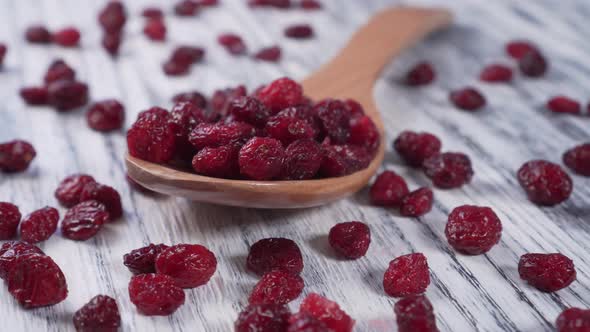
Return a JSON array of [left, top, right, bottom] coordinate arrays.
[[254, 46, 282, 62], [239, 137, 285, 180], [393, 131, 441, 167], [8, 254, 68, 308], [257, 77, 303, 113], [189, 122, 255, 150], [192, 144, 240, 178], [73, 295, 121, 332], [173, 91, 208, 109], [328, 221, 370, 259], [423, 152, 473, 189], [506, 40, 538, 59], [400, 187, 433, 217], [248, 0, 291, 8], [479, 64, 513, 83], [162, 60, 190, 76], [102, 32, 122, 56], [315, 99, 351, 144], [300, 0, 322, 10], [155, 244, 217, 288], [0, 202, 21, 240], [349, 115, 379, 152], [25, 25, 52, 44], [87, 99, 125, 132], [282, 139, 322, 180], [288, 313, 330, 332], [170, 46, 205, 66], [52, 27, 80, 47], [249, 270, 304, 305], [0, 44, 5, 67], [394, 295, 438, 332], [0, 140, 37, 172], [405, 62, 435, 86], [383, 253, 430, 297], [450, 87, 486, 111], [174, 0, 200, 16], [142, 7, 163, 19], [445, 205, 502, 255], [285, 24, 314, 39], [98, 1, 127, 33], [199, 0, 218, 6], [79, 182, 122, 221], [20, 207, 59, 244], [547, 96, 581, 115], [369, 170, 409, 207], [47, 80, 89, 111], [556, 308, 590, 332], [123, 243, 169, 274], [563, 143, 590, 176], [127, 107, 177, 164], [247, 238, 303, 275], [518, 253, 576, 292], [517, 160, 572, 206], [55, 174, 96, 207], [44, 60, 76, 84], [20, 86, 49, 105], [229, 96, 271, 127], [266, 112, 315, 145], [128, 273, 185, 316], [0, 241, 44, 280], [218, 33, 247, 55], [61, 200, 109, 241], [143, 19, 166, 41], [300, 293, 355, 332], [235, 304, 291, 332], [519, 51, 547, 77]]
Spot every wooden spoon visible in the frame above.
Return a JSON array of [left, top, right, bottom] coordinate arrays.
[[126, 7, 452, 209]]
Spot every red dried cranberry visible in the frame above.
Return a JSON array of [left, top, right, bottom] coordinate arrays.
[[0, 44, 5, 67], [192, 144, 240, 178], [400, 187, 433, 217], [277, 106, 322, 136], [0, 202, 21, 240], [257, 77, 303, 113], [211, 85, 248, 117], [87, 99, 125, 132], [393, 131, 442, 167], [479, 64, 513, 83], [123, 244, 169, 274], [345, 99, 365, 118], [0, 140, 36, 172], [254, 46, 282, 62], [300, 0, 322, 10], [450, 87, 486, 111], [315, 99, 351, 144], [383, 253, 430, 297], [249, 270, 304, 305], [247, 238, 303, 275], [288, 313, 330, 332], [44, 60, 76, 84], [394, 295, 438, 332], [519, 51, 547, 77], [218, 33, 247, 55], [369, 170, 409, 207], [329, 221, 370, 259], [266, 113, 315, 145], [506, 40, 538, 59], [61, 200, 109, 241], [517, 160, 572, 206], [173, 91, 208, 109], [55, 174, 96, 207], [102, 32, 122, 56], [518, 253, 576, 292], [47, 80, 89, 111], [25, 25, 51, 44], [423, 152, 473, 189], [199, 0, 218, 6], [300, 293, 355, 332], [8, 254, 68, 308], [239, 137, 285, 180], [73, 295, 121, 332], [0, 241, 44, 280], [282, 139, 322, 180], [349, 115, 379, 152], [405, 62, 435, 86], [556, 308, 590, 332], [127, 107, 177, 164], [80, 182, 122, 220], [20, 86, 49, 105], [320, 144, 372, 177], [20, 207, 59, 244], [285, 24, 314, 39], [128, 273, 185, 316], [143, 19, 166, 41], [52, 27, 80, 47], [235, 304, 290, 332], [174, 0, 200, 16], [142, 7, 163, 19], [162, 60, 190, 76], [155, 244, 217, 288], [547, 96, 581, 115], [170, 102, 208, 154], [445, 205, 502, 255], [189, 122, 255, 150], [98, 1, 127, 33], [228, 96, 270, 127], [248, 0, 291, 8], [170, 46, 205, 66], [564, 143, 590, 176]]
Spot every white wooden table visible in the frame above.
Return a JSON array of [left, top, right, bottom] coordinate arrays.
[[1, 0, 589, 331]]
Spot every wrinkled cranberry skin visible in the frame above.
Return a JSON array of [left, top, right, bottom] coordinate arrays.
[[423, 152, 473, 189], [47, 80, 89, 111], [44, 60, 76, 84], [383, 253, 430, 297], [239, 137, 285, 180], [73, 295, 121, 332], [445, 205, 502, 255], [211, 85, 247, 117], [249, 270, 304, 305], [98, 2, 127, 33], [0, 241, 44, 280], [142, 7, 163, 19], [235, 304, 291, 332], [518, 253, 576, 292], [288, 313, 330, 332], [315, 99, 351, 144], [8, 254, 68, 308], [55, 174, 96, 207], [547, 96, 581, 115], [0, 203, 21, 240], [519, 51, 547, 77], [20, 86, 49, 105], [506, 40, 538, 59], [123, 243, 170, 274], [254, 46, 282, 62], [394, 295, 438, 332], [171, 46, 205, 66], [173, 91, 208, 109], [247, 238, 304, 275], [128, 273, 185, 316], [564, 143, 590, 176], [25, 25, 52, 44], [174, 0, 200, 16], [102, 32, 122, 56], [405, 62, 435, 86], [480, 64, 513, 83], [170, 102, 208, 157], [400, 188, 433, 217], [229, 96, 271, 127], [127, 107, 177, 164], [285, 24, 314, 39], [218, 33, 247, 55], [189, 122, 255, 150], [517, 160, 572, 206], [20, 207, 59, 244], [143, 19, 166, 41], [155, 244, 217, 288], [349, 115, 379, 152], [450, 87, 486, 111], [556, 308, 590, 332], [320, 144, 372, 177], [87, 99, 125, 132], [300, 293, 355, 332], [394, 131, 442, 168], [257, 77, 303, 113], [53, 27, 80, 47], [192, 144, 240, 178], [0, 140, 37, 172], [80, 182, 122, 220], [266, 113, 315, 145], [61, 200, 109, 241], [369, 170, 409, 207], [329, 221, 371, 259], [282, 139, 322, 180]]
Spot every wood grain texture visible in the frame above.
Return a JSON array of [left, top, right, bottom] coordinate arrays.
[[0, 0, 589, 331]]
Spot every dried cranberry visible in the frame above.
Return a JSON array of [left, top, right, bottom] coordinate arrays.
[[423, 152, 473, 189], [128, 273, 185, 316], [174, 0, 200, 16], [44, 60, 76, 84], [328, 221, 370, 259], [405, 62, 435, 86], [229, 96, 271, 127], [282, 139, 322, 180], [369, 170, 409, 207], [254, 46, 282, 62], [143, 19, 166, 41], [564, 143, 590, 176], [20, 207, 59, 244], [87, 99, 125, 132], [445, 205, 502, 255], [142, 7, 163, 19], [315, 99, 351, 144], [518, 253, 576, 292], [192, 144, 240, 178], [288, 313, 330, 332], [173, 91, 208, 109], [211, 85, 248, 117], [162, 60, 190, 76], [393, 131, 441, 167], [61, 201, 109, 241], [79, 182, 122, 220], [345, 99, 365, 118], [556, 308, 590, 332], [383, 253, 430, 297], [189, 122, 255, 150], [257, 77, 303, 113], [102, 32, 122, 56], [249, 270, 304, 305], [0, 44, 5, 67], [52, 27, 80, 47], [349, 115, 379, 152], [450, 87, 486, 111], [320, 144, 372, 177], [547, 96, 581, 115], [400, 187, 433, 217], [285, 24, 314, 39], [8, 254, 68, 308], [127, 107, 177, 164], [300, 293, 355, 332], [170, 102, 208, 155], [300, 0, 322, 10], [25, 25, 51, 44], [170, 46, 205, 66], [199, 0, 218, 6], [47, 80, 89, 111], [20, 86, 49, 105], [123, 244, 169, 274], [0, 140, 36, 172], [247, 238, 303, 275], [0, 202, 21, 239], [155, 244, 217, 288], [73, 295, 121, 332], [266, 113, 315, 145], [218, 33, 247, 55], [479, 64, 513, 83], [55, 174, 96, 207], [239, 137, 285, 180], [517, 160, 572, 206], [519, 51, 547, 77], [394, 295, 438, 332], [235, 304, 290, 332], [98, 1, 127, 33], [0, 241, 44, 280], [506, 40, 538, 59]]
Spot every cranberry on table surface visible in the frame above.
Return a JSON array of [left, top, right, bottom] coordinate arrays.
[[87, 99, 125, 132], [20, 206, 59, 244], [55, 174, 96, 207], [102, 32, 122, 56], [285, 24, 314, 39], [369, 170, 409, 207], [98, 1, 127, 33], [155, 244, 217, 288], [8, 254, 68, 308], [349, 115, 380, 153], [288, 312, 330, 331], [25, 25, 52, 44], [254, 46, 282, 62], [394, 295, 438, 332], [0, 202, 21, 240], [173, 90, 208, 108], [248, 0, 291, 8], [123, 243, 169, 274], [393, 130, 442, 167], [256, 77, 304, 113], [127, 107, 177, 164], [556, 308, 590, 332], [547, 96, 581, 115], [0, 140, 37, 172], [199, 0, 219, 6], [300, 0, 322, 10], [400, 187, 434, 217], [189, 121, 255, 150], [315, 99, 351, 144], [44, 59, 76, 84], [249, 270, 304, 305], [52, 27, 80, 47], [235, 304, 291, 332], [170, 46, 205, 66], [192, 144, 240, 178], [128, 273, 185, 316], [162, 60, 190, 76], [282, 139, 322, 180], [0, 43, 5, 67], [73, 295, 121, 332], [239, 137, 285, 180], [404, 62, 435, 86], [247, 238, 304, 275], [265, 112, 315, 145], [519, 253, 576, 292], [519, 50, 548, 77], [506, 40, 538, 59], [383, 253, 430, 297], [143, 18, 166, 41], [0, 241, 44, 280], [142, 7, 163, 19], [174, 0, 200, 16], [299, 293, 355, 332], [479, 64, 513, 83], [20, 86, 49, 105], [61, 200, 109, 241], [423, 152, 473, 189], [229, 96, 271, 127], [217, 33, 247, 55], [517, 160, 572, 206], [445, 205, 502, 255], [450, 87, 486, 111], [328, 221, 371, 259], [564, 143, 590, 176], [80, 182, 122, 220], [47, 80, 89, 111]]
